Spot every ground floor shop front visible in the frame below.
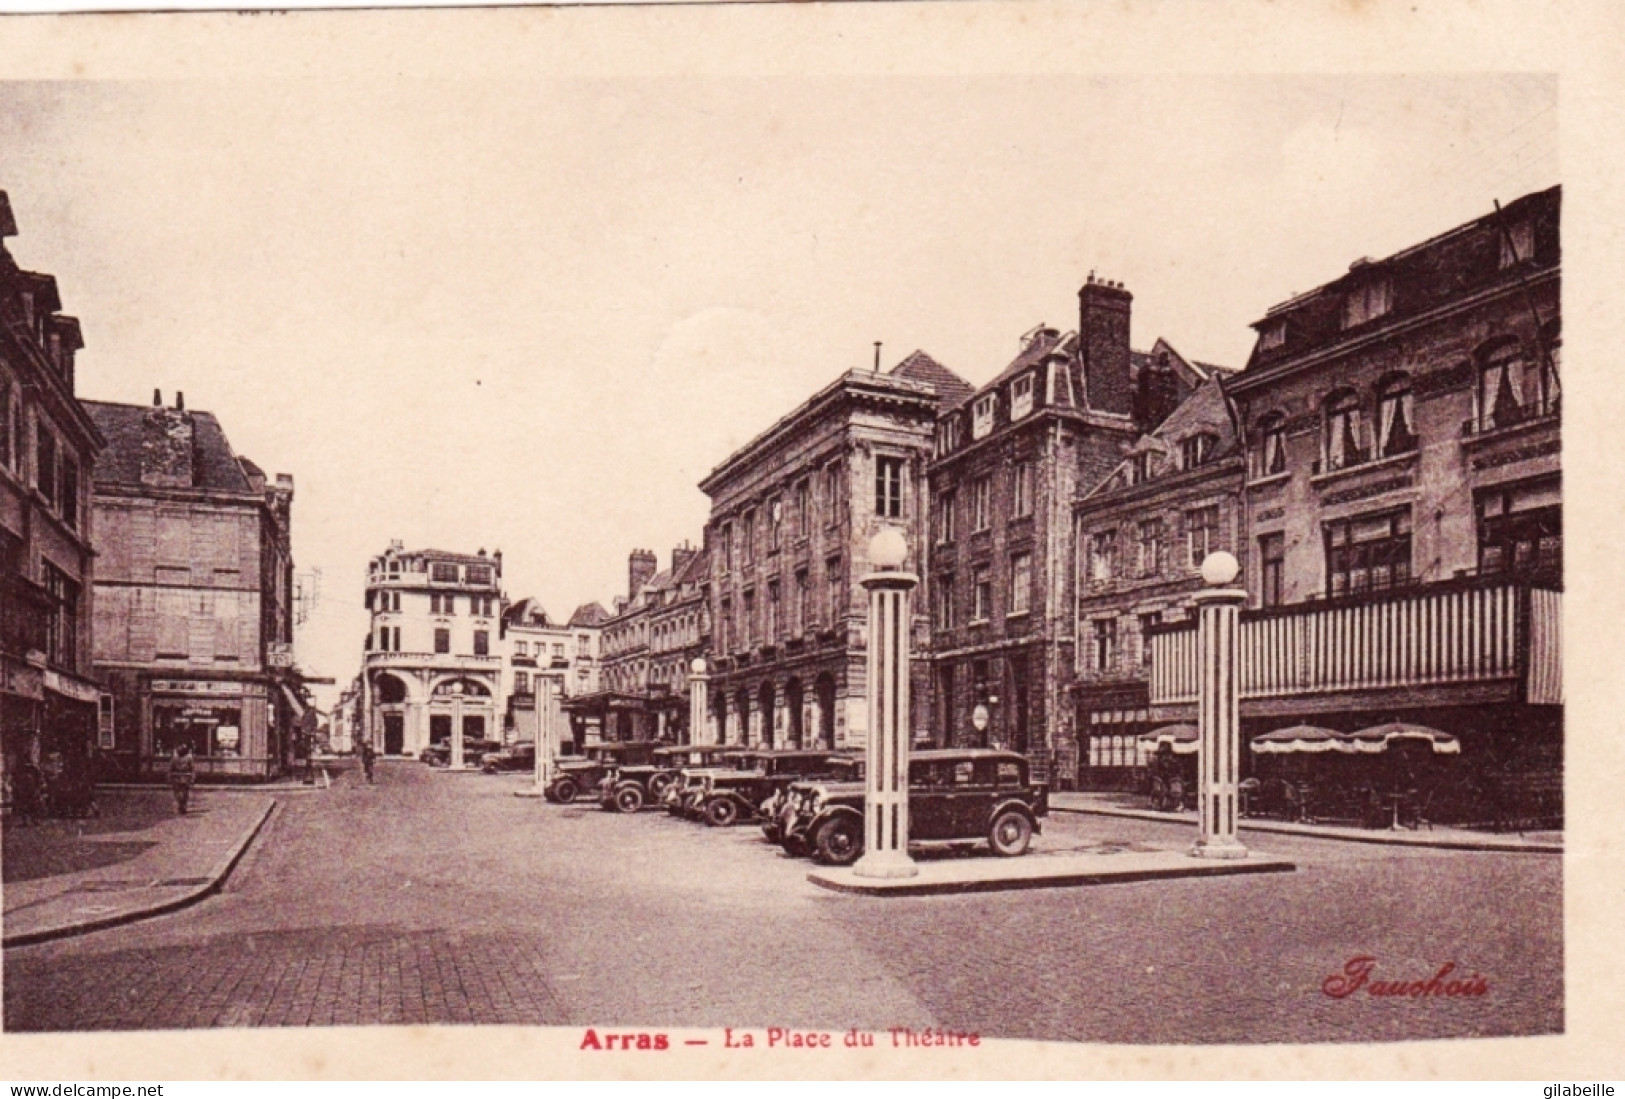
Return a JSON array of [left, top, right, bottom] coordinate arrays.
[[93, 668, 296, 782], [1, 654, 102, 814]]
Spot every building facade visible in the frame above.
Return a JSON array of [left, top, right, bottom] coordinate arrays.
[[360, 543, 505, 757], [701, 353, 971, 751], [500, 597, 582, 744], [1071, 372, 1244, 789], [643, 544, 709, 742], [1149, 186, 1562, 807], [87, 393, 296, 781], [0, 192, 106, 802]]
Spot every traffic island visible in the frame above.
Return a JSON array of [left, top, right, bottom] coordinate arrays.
[[806, 847, 1295, 897]]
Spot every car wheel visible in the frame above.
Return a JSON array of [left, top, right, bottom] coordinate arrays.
[[814, 817, 863, 866], [704, 797, 739, 827], [614, 785, 645, 813], [552, 777, 579, 803], [987, 809, 1033, 857], [649, 775, 674, 800]]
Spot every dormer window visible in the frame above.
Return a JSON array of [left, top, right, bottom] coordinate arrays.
[[1259, 320, 1286, 351], [1010, 373, 1035, 420], [972, 394, 996, 439], [1342, 278, 1392, 329], [1129, 452, 1151, 484], [937, 416, 962, 456], [1180, 433, 1217, 470]]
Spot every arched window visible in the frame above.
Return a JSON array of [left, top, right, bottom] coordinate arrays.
[[1255, 412, 1287, 477], [1376, 374, 1417, 458], [1323, 390, 1368, 471]]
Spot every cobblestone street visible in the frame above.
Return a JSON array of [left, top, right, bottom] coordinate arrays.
[[4, 761, 1562, 1042]]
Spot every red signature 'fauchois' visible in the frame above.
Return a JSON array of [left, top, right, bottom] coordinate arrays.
[[1321, 955, 1490, 999]]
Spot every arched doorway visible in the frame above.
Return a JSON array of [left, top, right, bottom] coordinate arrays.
[[814, 673, 837, 749], [785, 678, 805, 748], [758, 681, 777, 749], [373, 673, 409, 755]]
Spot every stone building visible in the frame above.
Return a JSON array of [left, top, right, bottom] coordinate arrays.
[[643, 544, 709, 742], [0, 192, 106, 799], [360, 543, 504, 759], [1070, 372, 1243, 789], [701, 353, 972, 750], [87, 393, 296, 781], [1148, 186, 1562, 803], [925, 279, 1219, 783]]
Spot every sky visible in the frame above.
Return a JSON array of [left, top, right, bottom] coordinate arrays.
[[0, 72, 1558, 709]]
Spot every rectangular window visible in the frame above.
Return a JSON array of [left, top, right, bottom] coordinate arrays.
[[432, 562, 459, 583], [0, 376, 11, 468], [1138, 613, 1161, 668], [1008, 553, 1031, 615], [937, 417, 962, 457], [61, 457, 79, 529], [577, 634, 590, 656], [825, 464, 843, 528], [44, 562, 78, 669], [435, 628, 450, 654], [875, 456, 904, 520], [719, 597, 733, 652], [1088, 531, 1117, 582], [826, 557, 843, 625], [743, 589, 756, 646], [972, 565, 992, 622], [936, 490, 957, 544], [1181, 433, 1216, 469], [794, 481, 810, 539], [1500, 218, 1534, 268], [514, 640, 528, 656], [972, 394, 996, 439], [467, 564, 493, 585], [1011, 461, 1034, 518], [795, 569, 810, 634], [1137, 519, 1166, 578], [36, 428, 57, 506], [1186, 506, 1220, 568], [743, 510, 756, 564], [553, 643, 565, 658], [1325, 508, 1411, 597], [514, 671, 530, 695], [768, 497, 783, 550], [474, 630, 490, 656], [767, 579, 781, 640], [1477, 479, 1561, 579], [1258, 320, 1286, 351], [1011, 373, 1035, 420], [1342, 278, 1392, 329], [1260, 533, 1285, 608], [971, 476, 992, 532], [1092, 618, 1116, 673], [934, 573, 955, 631]]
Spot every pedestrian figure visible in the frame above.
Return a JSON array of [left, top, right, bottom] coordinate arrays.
[[169, 743, 196, 815], [360, 740, 376, 785], [12, 759, 45, 826]]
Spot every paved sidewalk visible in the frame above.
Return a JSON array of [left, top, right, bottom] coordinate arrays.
[[1048, 791, 1563, 853], [2, 788, 275, 947]]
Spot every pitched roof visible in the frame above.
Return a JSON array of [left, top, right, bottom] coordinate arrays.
[[503, 597, 552, 627], [83, 399, 255, 494], [671, 546, 709, 586], [568, 602, 610, 627], [888, 350, 975, 406]]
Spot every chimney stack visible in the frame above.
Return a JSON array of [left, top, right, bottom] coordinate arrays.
[[629, 548, 658, 598], [139, 396, 197, 489], [1079, 275, 1134, 415], [671, 541, 698, 577]]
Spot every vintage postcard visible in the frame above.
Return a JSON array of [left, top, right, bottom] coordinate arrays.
[[0, 0, 1621, 1081]]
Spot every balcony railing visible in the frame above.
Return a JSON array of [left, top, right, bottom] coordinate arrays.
[[1149, 578, 1561, 708]]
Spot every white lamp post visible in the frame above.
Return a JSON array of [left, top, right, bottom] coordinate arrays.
[[1191, 550, 1249, 859], [689, 658, 711, 746], [852, 527, 919, 880]]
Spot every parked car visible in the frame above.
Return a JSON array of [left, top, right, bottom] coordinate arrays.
[[599, 743, 738, 813], [544, 740, 661, 803], [660, 750, 754, 815], [788, 749, 1048, 866], [420, 738, 503, 768], [480, 741, 536, 774], [686, 749, 858, 828], [767, 756, 865, 853]]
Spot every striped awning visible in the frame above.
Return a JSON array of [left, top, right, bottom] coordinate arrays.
[[1250, 725, 1348, 754], [1137, 724, 1200, 755], [1346, 722, 1461, 755]]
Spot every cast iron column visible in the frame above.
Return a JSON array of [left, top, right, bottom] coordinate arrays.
[[853, 529, 918, 880], [1191, 551, 1249, 859]]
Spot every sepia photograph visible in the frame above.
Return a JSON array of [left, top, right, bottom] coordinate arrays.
[[0, 0, 1618, 1081]]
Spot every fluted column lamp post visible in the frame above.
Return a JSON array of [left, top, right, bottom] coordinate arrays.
[[1191, 551, 1249, 859], [852, 528, 919, 880], [689, 658, 711, 746]]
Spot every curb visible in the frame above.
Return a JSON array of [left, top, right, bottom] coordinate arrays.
[[3, 799, 277, 949], [807, 854, 1297, 897], [1049, 803, 1564, 854]]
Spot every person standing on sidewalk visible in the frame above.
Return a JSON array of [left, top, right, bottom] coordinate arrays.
[[360, 740, 376, 785], [12, 759, 45, 825], [168, 744, 196, 815]]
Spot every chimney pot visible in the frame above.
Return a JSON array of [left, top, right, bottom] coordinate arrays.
[[153, 388, 162, 407], [175, 391, 185, 411]]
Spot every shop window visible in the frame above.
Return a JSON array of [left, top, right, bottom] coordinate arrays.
[[1376, 375, 1417, 457], [1325, 509, 1411, 597], [1323, 389, 1368, 471], [1477, 479, 1561, 578], [1256, 412, 1287, 477], [1260, 533, 1285, 608]]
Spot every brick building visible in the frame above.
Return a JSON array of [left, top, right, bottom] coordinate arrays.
[[0, 192, 106, 801], [701, 353, 971, 750], [87, 393, 296, 781], [499, 598, 586, 745], [644, 544, 709, 742], [1149, 186, 1562, 812]]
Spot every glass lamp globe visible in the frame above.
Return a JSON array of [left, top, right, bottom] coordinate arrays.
[[869, 528, 909, 571], [1200, 550, 1241, 587]]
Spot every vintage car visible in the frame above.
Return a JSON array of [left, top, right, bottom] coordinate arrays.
[[598, 743, 738, 813], [479, 741, 535, 774], [420, 738, 503, 768], [690, 750, 855, 828], [543, 740, 662, 803], [787, 749, 1048, 865], [766, 756, 865, 853]]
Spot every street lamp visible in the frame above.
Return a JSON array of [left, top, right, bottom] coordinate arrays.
[[852, 527, 919, 880]]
